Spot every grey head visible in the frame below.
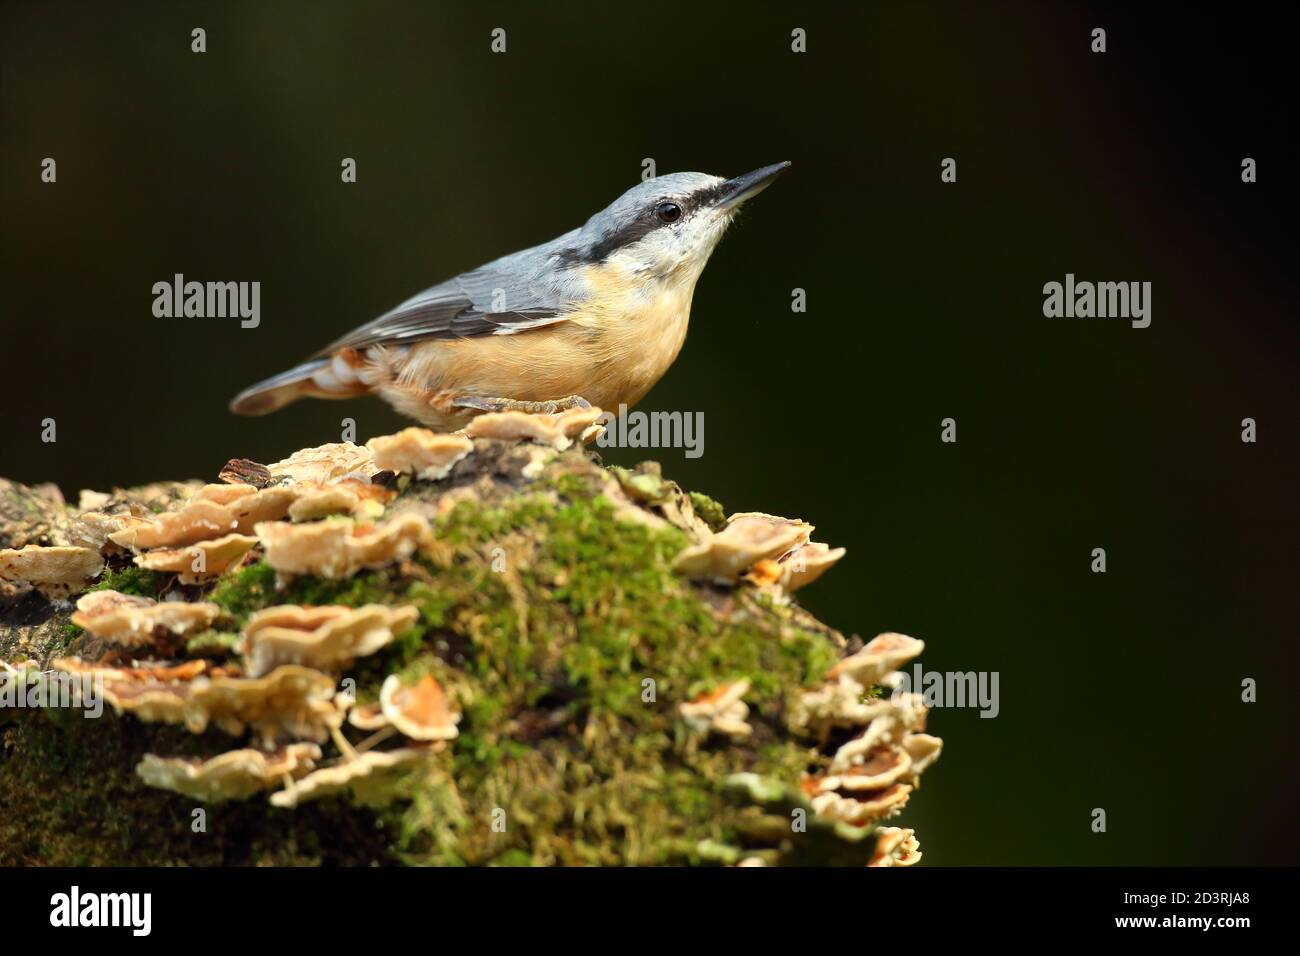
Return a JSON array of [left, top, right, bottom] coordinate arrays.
[[558, 162, 792, 281]]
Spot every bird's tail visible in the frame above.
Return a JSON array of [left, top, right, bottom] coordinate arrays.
[[229, 358, 368, 416]]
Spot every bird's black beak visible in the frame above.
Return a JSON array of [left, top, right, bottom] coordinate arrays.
[[713, 162, 791, 212]]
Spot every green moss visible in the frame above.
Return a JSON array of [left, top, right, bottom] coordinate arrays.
[[609, 465, 667, 504], [184, 630, 241, 658], [377, 488, 850, 865], [86, 565, 166, 599], [206, 560, 411, 629], [205, 560, 276, 626], [544, 469, 590, 502], [58, 620, 80, 647], [688, 491, 727, 532]]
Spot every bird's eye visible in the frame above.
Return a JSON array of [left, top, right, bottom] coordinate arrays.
[[655, 201, 683, 224]]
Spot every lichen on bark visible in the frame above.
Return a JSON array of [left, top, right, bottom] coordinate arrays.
[[0, 428, 938, 866]]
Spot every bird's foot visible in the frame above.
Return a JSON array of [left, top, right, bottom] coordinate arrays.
[[451, 394, 592, 415]]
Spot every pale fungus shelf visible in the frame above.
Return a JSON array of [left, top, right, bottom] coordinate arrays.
[[826, 693, 929, 771], [0, 545, 104, 598], [813, 746, 914, 793], [347, 699, 390, 732], [784, 630, 938, 831], [264, 441, 380, 485], [136, 743, 323, 803], [375, 673, 460, 742], [679, 678, 753, 740], [463, 406, 605, 449], [808, 782, 915, 826], [868, 827, 922, 868], [269, 747, 437, 809], [75, 511, 155, 554], [183, 664, 345, 745], [239, 604, 418, 678], [51, 657, 212, 725], [367, 428, 474, 481], [108, 484, 298, 550], [903, 733, 944, 777], [71, 590, 220, 645], [255, 513, 435, 580], [673, 511, 844, 586], [745, 540, 848, 593], [133, 532, 258, 584], [0, 408, 943, 866], [828, 632, 928, 685], [287, 484, 387, 522]]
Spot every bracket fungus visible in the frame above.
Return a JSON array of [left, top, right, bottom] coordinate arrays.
[[239, 604, 418, 678], [798, 712, 933, 828], [808, 783, 914, 826], [825, 693, 928, 772], [133, 532, 257, 584], [346, 700, 388, 732], [674, 512, 817, 582], [788, 677, 888, 733], [868, 827, 922, 867], [367, 428, 474, 481], [74, 511, 155, 554], [746, 541, 848, 593], [464, 406, 605, 450], [680, 678, 753, 740], [50, 657, 212, 724], [903, 732, 944, 777], [287, 483, 388, 522], [71, 590, 220, 646], [375, 673, 460, 742], [262, 441, 379, 486], [828, 633, 926, 686], [183, 664, 343, 745], [812, 745, 914, 792], [269, 747, 436, 809], [109, 484, 297, 551], [255, 513, 434, 579], [136, 744, 322, 802], [817, 746, 929, 827], [675, 511, 848, 596], [0, 545, 104, 598], [774, 629, 943, 836]]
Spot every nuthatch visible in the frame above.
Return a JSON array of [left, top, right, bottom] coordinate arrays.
[[230, 162, 790, 430]]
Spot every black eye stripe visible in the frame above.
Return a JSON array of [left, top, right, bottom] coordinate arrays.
[[580, 218, 661, 262], [564, 196, 693, 264], [690, 181, 731, 206]]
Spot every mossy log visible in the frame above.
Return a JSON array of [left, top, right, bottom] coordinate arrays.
[[0, 426, 938, 866]]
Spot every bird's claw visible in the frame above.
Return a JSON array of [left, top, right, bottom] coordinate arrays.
[[452, 394, 592, 415]]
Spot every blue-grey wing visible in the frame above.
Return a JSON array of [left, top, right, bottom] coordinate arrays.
[[312, 259, 572, 357]]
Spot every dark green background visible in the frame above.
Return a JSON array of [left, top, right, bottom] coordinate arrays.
[[2, 1, 1296, 865]]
